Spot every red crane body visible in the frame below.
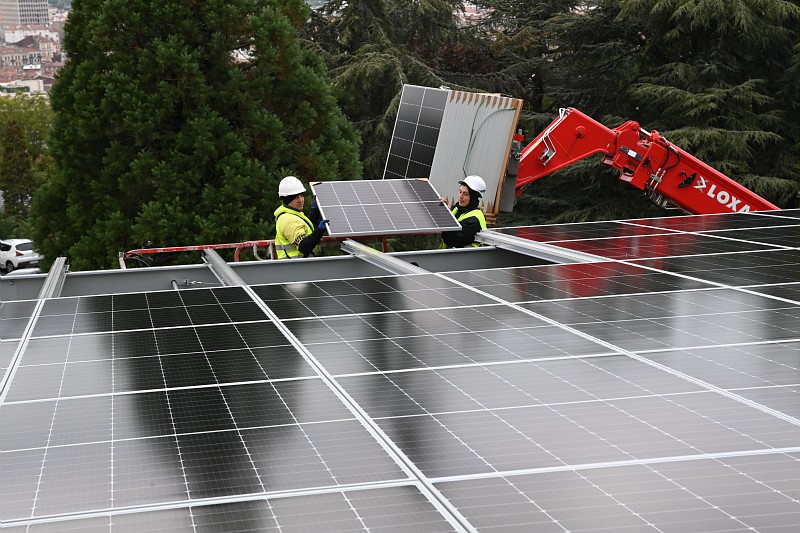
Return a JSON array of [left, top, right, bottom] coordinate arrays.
[[515, 108, 779, 214]]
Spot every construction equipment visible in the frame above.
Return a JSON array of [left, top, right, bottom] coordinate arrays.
[[514, 108, 780, 214], [120, 107, 782, 269]]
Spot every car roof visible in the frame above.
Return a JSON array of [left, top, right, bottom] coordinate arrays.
[[0, 238, 32, 245]]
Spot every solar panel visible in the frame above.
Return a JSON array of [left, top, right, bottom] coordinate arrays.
[[0, 300, 37, 341], [384, 85, 448, 181], [311, 178, 461, 237], [437, 453, 800, 532], [385, 84, 524, 217], [1, 210, 799, 531]]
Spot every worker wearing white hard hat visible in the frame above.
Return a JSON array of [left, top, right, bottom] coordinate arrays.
[[440, 175, 487, 248], [273, 176, 329, 259]]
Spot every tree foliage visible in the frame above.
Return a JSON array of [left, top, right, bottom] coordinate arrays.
[[618, 0, 799, 199], [485, 0, 798, 221], [0, 95, 53, 235], [32, 0, 362, 270], [26, 1, 800, 266], [305, 0, 798, 226], [471, 0, 662, 222], [305, 0, 527, 178], [0, 117, 34, 219]]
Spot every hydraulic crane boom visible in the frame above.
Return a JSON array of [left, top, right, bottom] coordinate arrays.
[[515, 108, 779, 214]]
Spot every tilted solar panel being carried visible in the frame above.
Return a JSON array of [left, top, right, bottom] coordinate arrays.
[[311, 178, 462, 237]]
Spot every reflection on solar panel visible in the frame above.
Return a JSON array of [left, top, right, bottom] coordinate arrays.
[[312, 178, 462, 237], [1, 210, 799, 531]]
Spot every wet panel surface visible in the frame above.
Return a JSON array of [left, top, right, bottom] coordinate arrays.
[[2, 212, 799, 531]]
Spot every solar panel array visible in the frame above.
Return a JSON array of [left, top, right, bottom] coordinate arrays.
[[1, 209, 798, 532], [311, 179, 461, 237]]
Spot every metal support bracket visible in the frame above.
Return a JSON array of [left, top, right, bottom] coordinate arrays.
[[476, 231, 606, 264], [341, 239, 429, 276], [202, 249, 246, 286], [37, 256, 69, 299]]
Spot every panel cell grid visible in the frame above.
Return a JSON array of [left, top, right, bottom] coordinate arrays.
[[493, 220, 678, 242], [312, 179, 461, 237], [700, 225, 800, 247], [384, 85, 448, 181], [628, 211, 800, 231], [436, 453, 800, 533], [1, 210, 798, 532], [633, 249, 800, 286], [552, 232, 781, 259], [0, 300, 37, 340]]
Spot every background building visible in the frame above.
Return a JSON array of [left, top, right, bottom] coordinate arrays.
[[0, 0, 50, 26]]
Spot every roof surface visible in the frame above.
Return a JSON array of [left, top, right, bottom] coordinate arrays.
[[1, 209, 798, 532]]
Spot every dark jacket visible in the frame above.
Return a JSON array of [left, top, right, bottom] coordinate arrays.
[[298, 203, 324, 257], [442, 197, 484, 248]]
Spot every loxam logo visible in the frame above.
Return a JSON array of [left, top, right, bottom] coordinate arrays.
[[693, 176, 752, 213]]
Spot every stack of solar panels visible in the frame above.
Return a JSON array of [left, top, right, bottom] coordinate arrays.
[[383, 84, 523, 215]]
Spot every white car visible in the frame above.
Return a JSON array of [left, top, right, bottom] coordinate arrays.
[[0, 239, 43, 272]]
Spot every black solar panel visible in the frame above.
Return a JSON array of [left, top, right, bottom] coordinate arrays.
[[1, 210, 798, 532], [0, 300, 37, 341], [312, 179, 461, 237], [384, 85, 448, 180], [632, 249, 800, 286]]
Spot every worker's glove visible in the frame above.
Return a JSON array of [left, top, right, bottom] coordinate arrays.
[[318, 219, 329, 231], [308, 203, 322, 227]]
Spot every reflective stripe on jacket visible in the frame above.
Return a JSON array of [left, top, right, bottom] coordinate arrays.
[[273, 205, 314, 259]]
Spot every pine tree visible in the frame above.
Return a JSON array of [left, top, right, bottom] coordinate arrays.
[[496, 0, 798, 222], [470, 0, 585, 116], [618, 0, 799, 206], [32, 0, 362, 270], [475, 1, 664, 223]]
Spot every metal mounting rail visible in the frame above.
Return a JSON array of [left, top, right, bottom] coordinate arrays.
[[476, 230, 606, 263], [202, 248, 246, 286], [341, 239, 429, 275], [37, 256, 68, 299]]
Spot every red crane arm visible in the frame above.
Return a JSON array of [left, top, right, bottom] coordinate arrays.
[[515, 108, 779, 214]]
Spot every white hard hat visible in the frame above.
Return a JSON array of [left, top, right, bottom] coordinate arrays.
[[278, 175, 306, 197], [459, 175, 486, 195]]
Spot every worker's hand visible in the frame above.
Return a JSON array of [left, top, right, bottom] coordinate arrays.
[[308, 202, 322, 227], [438, 196, 447, 205], [318, 219, 329, 231]]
